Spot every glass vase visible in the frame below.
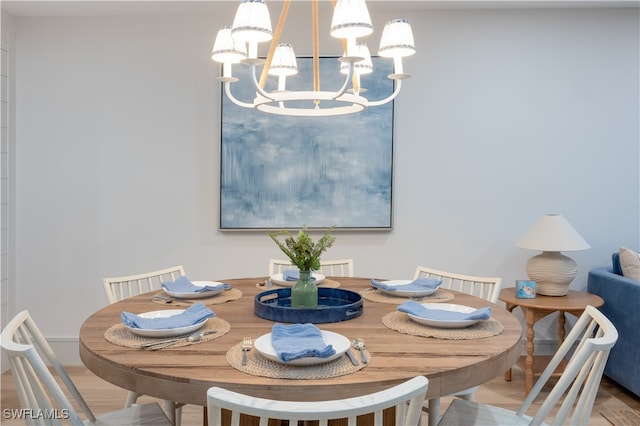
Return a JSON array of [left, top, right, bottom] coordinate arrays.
[[291, 270, 318, 308]]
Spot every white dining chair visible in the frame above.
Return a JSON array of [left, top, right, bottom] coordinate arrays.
[[438, 305, 618, 426], [102, 264, 185, 304], [413, 265, 502, 425], [268, 258, 355, 277], [319, 258, 355, 277], [414, 266, 502, 304], [207, 375, 428, 426], [268, 258, 296, 275], [102, 265, 186, 425], [1, 310, 172, 426]]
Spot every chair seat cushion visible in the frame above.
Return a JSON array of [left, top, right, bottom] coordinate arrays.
[[92, 402, 171, 425], [438, 399, 546, 426]]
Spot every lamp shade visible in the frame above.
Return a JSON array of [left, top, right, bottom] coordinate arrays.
[[231, 0, 273, 44], [517, 214, 590, 252], [211, 27, 247, 64], [378, 19, 416, 58], [268, 43, 298, 77], [330, 0, 373, 40]]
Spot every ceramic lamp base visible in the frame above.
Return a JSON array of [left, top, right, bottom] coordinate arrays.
[[525, 251, 577, 296]]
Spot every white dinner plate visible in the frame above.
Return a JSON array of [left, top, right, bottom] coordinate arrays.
[[163, 281, 227, 299], [124, 309, 208, 337], [254, 330, 350, 365], [373, 280, 439, 298], [269, 273, 326, 287], [406, 303, 484, 329]]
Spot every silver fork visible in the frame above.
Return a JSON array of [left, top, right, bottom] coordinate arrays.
[[241, 337, 252, 365], [142, 330, 216, 350], [150, 294, 193, 304]]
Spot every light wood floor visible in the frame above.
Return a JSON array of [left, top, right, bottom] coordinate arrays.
[[1, 366, 639, 425]]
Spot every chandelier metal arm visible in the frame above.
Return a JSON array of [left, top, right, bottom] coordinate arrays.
[[254, 91, 367, 116], [251, 57, 355, 106], [367, 78, 403, 107], [251, 63, 277, 101], [223, 82, 256, 109], [331, 62, 353, 100]]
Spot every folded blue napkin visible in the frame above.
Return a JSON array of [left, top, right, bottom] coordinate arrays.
[[271, 323, 336, 362], [121, 302, 215, 329], [397, 300, 491, 321], [370, 278, 442, 292], [161, 276, 231, 293], [282, 269, 316, 282]]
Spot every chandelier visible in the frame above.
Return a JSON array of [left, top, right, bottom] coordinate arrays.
[[211, 0, 416, 117]]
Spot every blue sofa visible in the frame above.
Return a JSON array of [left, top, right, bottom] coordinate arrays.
[[587, 252, 640, 397]]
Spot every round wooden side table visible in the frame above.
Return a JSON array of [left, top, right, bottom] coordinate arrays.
[[498, 288, 604, 393]]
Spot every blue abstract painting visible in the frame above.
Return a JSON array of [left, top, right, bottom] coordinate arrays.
[[220, 57, 394, 230]]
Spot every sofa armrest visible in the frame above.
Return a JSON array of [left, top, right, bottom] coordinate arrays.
[[588, 267, 640, 316], [587, 266, 640, 397], [588, 267, 640, 297]]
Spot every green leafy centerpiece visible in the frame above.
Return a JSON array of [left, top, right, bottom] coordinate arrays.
[[268, 226, 336, 308]]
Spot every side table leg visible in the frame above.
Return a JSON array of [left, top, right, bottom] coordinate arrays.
[[524, 308, 535, 393], [558, 310, 566, 344], [504, 303, 516, 382]]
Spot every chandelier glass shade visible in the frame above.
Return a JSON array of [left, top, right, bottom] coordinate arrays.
[[210, 0, 415, 117]]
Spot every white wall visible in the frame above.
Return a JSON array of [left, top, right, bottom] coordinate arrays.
[[1, 8, 17, 371], [8, 4, 639, 363]]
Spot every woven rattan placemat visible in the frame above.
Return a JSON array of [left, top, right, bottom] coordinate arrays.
[[382, 311, 503, 340], [226, 342, 368, 379], [360, 288, 454, 305], [256, 279, 341, 290], [104, 317, 231, 349], [151, 288, 243, 307]]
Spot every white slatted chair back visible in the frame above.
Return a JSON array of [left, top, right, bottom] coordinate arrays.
[[414, 265, 502, 424], [207, 376, 428, 426], [439, 305, 618, 426], [268, 259, 296, 275], [413, 266, 502, 303], [269, 259, 355, 277], [102, 265, 186, 425], [0, 310, 171, 426], [319, 259, 355, 277], [102, 265, 185, 304]]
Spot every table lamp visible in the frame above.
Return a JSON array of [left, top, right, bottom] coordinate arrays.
[[516, 214, 590, 296]]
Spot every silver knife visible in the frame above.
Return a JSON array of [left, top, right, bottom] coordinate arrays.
[[345, 349, 359, 366], [142, 330, 217, 349]]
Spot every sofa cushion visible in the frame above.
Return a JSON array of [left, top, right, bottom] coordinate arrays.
[[612, 253, 623, 275], [619, 247, 640, 281]]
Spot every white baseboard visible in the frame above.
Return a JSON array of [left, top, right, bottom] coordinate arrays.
[[1, 338, 82, 374], [50, 337, 83, 365]]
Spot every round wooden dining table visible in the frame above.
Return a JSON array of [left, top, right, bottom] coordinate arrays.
[[79, 277, 522, 413]]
